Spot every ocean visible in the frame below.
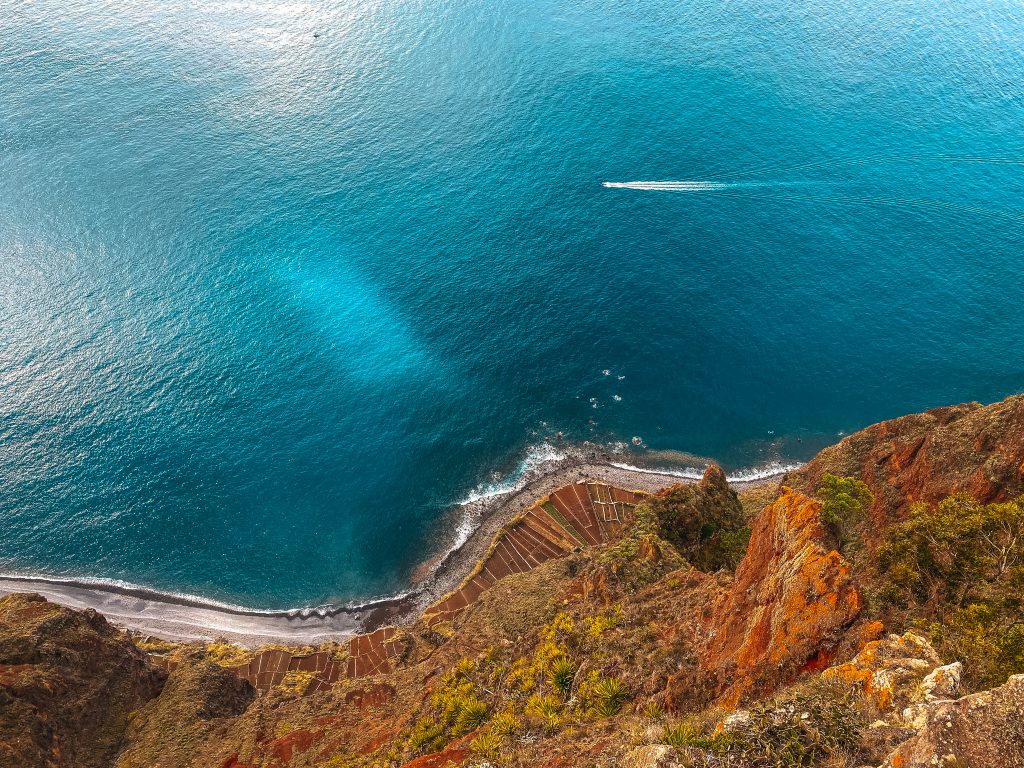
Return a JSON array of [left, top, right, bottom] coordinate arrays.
[[2, 0, 1023, 608]]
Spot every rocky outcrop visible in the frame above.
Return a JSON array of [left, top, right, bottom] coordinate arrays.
[[787, 395, 1024, 534], [0, 593, 166, 768], [881, 673, 1024, 768], [701, 487, 862, 705], [823, 631, 943, 713], [116, 660, 254, 768]]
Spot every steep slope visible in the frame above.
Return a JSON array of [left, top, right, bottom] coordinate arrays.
[[786, 395, 1024, 535], [2, 394, 1024, 767], [0, 594, 166, 768], [700, 487, 862, 706]]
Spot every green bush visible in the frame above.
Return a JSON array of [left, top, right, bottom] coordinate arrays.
[[877, 494, 1024, 689], [661, 719, 707, 749], [546, 656, 576, 698], [877, 495, 1024, 609], [588, 676, 629, 717], [470, 730, 502, 760], [817, 473, 872, 550], [659, 681, 865, 767]]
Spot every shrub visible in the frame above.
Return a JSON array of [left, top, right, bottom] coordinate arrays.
[[489, 708, 521, 737], [661, 719, 705, 749], [277, 670, 315, 696], [470, 731, 502, 760], [642, 700, 665, 720], [817, 473, 872, 550], [658, 682, 865, 767], [873, 496, 1024, 690], [402, 656, 493, 754], [407, 717, 445, 754], [524, 693, 563, 732], [587, 676, 629, 717], [453, 697, 489, 735], [877, 495, 1024, 609], [524, 692, 562, 719], [585, 606, 623, 639]]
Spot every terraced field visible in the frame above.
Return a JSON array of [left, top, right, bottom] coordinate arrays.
[[421, 482, 644, 627]]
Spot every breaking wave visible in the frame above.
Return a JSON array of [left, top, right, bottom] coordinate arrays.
[[608, 459, 803, 483]]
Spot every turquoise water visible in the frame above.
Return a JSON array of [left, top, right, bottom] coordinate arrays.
[[2, 0, 1024, 608]]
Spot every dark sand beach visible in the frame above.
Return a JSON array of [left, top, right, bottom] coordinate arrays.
[[0, 457, 787, 647]]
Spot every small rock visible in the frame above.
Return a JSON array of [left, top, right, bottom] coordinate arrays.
[[720, 710, 752, 733], [920, 662, 962, 702]]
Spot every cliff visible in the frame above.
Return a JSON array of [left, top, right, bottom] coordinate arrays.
[[2, 394, 1024, 768], [786, 395, 1024, 536], [0, 594, 165, 768]]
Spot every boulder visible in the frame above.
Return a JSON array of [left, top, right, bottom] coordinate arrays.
[[881, 673, 1024, 768], [823, 631, 941, 713], [920, 662, 962, 702]]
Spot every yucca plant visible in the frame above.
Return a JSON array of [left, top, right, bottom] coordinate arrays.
[[453, 698, 489, 735], [547, 656, 576, 698], [642, 700, 665, 720], [590, 676, 629, 717], [662, 720, 706, 749], [470, 731, 502, 760]]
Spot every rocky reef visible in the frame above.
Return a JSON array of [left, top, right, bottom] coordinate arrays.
[[2, 395, 1024, 767]]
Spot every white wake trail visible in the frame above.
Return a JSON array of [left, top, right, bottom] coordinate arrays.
[[602, 180, 732, 191], [601, 180, 802, 191]]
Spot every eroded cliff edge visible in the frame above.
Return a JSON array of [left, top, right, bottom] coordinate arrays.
[[2, 395, 1023, 768]]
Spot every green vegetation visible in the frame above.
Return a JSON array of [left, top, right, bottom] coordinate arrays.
[[399, 609, 633, 760], [403, 660, 490, 754], [582, 674, 628, 717], [546, 655, 576, 697], [641, 700, 665, 720], [542, 502, 588, 546], [660, 680, 867, 767], [597, 503, 685, 590], [649, 475, 749, 571], [877, 494, 1024, 689], [817, 473, 873, 551], [470, 730, 502, 759]]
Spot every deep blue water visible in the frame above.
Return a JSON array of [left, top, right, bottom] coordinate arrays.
[[2, 0, 1024, 608]]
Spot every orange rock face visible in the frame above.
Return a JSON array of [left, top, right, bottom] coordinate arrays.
[[700, 487, 861, 705], [788, 395, 1024, 534]]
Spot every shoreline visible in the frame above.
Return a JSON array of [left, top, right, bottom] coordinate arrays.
[[0, 455, 790, 648]]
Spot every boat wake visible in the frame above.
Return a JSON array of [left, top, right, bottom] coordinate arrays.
[[602, 181, 733, 191], [602, 180, 800, 192]]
